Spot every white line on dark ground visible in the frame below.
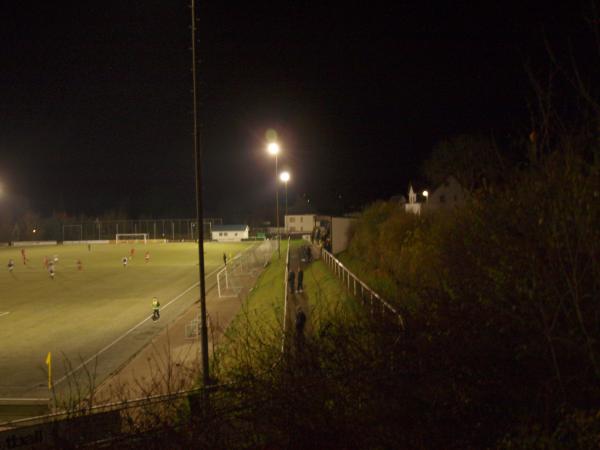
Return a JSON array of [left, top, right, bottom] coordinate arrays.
[[0, 312, 10, 318], [54, 265, 223, 386]]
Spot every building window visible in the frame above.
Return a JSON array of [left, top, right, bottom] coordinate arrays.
[[290, 217, 296, 223], [300, 217, 303, 222], [234, 233, 238, 236], [290, 226, 295, 232], [224, 232, 228, 236], [219, 232, 223, 236]]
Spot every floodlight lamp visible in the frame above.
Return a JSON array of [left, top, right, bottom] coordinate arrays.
[[279, 171, 290, 183], [267, 142, 280, 155], [422, 190, 429, 197]]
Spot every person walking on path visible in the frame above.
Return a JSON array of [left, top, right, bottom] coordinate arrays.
[[295, 306, 307, 349], [223, 252, 227, 266], [288, 269, 296, 293], [296, 267, 304, 293], [152, 297, 160, 321]]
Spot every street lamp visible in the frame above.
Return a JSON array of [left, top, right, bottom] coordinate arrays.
[[279, 171, 290, 233], [267, 142, 281, 257]]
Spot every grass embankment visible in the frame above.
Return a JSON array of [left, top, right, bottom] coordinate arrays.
[[214, 240, 360, 377], [303, 259, 359, 330], [337, 251, 398, 304], [213, 240, 289, 376]]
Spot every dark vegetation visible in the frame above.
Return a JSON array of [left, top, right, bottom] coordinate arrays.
[[342, 147, 599, 447]]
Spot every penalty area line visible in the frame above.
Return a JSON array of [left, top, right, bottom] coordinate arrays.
[[54, 265, 222, 386]]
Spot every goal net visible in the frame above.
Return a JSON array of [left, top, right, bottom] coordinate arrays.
[[216, 240, 277, 298], [116, 233, 148, 244]]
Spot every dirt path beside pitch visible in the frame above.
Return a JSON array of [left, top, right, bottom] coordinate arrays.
[[95, 264, 259, 403]]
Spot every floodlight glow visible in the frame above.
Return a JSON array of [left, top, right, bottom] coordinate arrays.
[[33, 228, 37, 234], [422, 190, 429, 197], [279, 171, 290, 182], [267, 142, 280, 155]]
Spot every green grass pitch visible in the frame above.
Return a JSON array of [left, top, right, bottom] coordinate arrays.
[[0, 241, 253, 399]]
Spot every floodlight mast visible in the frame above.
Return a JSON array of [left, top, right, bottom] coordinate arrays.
[[191, 0, 210, 389]]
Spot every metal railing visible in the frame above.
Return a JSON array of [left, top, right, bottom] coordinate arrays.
[[0, 384, 224, 447], [321, 249, 405, 329]]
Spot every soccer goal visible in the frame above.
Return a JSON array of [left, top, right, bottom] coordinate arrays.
[[216, 240, 277, 298], [115, 233, 148, 244]]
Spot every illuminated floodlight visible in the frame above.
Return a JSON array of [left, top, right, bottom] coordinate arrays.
[[267, 142, 280, 155], [279, 171, 290, 183], [422, 190, 429, 198]]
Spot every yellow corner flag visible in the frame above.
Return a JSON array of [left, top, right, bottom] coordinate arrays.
[[45, 352, 52, 389]]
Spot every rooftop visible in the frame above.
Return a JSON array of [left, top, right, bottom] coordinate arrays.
[[212, 224, 248, 232]]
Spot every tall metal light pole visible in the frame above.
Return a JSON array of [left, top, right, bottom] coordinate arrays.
[[267, 142, 280, 258], [191, 0, 210, 388], [279, 171, 290, 233]]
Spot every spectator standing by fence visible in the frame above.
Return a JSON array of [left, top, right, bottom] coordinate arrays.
[[295, 306, 307, 349], [297, 267, 304, 293], [288, 269, 296, 293]]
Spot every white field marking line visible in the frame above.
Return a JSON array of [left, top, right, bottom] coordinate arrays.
[[0, 312, 10, 318], [54, 265, 223, 386]]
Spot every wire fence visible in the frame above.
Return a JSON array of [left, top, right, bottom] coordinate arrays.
[[61, 218, 223, 242], [215, 240, 276, 300], [321, 249, 405, 329]]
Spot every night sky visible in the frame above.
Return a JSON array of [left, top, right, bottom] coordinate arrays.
[[0, 1, 591, 221]]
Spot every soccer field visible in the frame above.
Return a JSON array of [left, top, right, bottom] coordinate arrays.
[[0, 241, 253, 400]]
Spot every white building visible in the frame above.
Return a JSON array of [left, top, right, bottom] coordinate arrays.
[[404, 184, 423, 215], [330, 216, 355, 254], [211, 224, 249, 242], [284, 214, 315, 234], [405, 177, 467, 215], [426, 176, 467, 210]]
